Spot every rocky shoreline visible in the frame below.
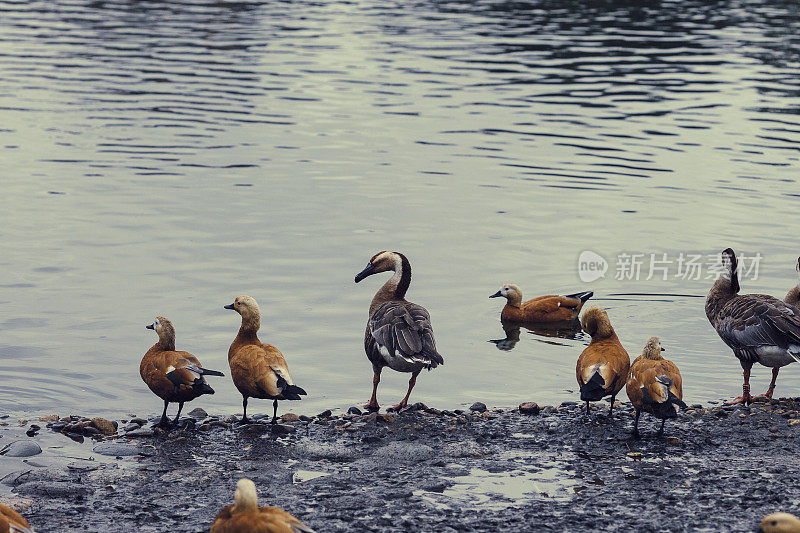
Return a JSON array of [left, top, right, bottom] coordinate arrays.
[[2, 398, 800, 531]]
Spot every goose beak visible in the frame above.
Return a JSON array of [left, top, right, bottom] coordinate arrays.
[[489, 290, 502, 298], [224, 303, 235, 310], [354, 264, 375, 283], [146, 323, 155, 330]]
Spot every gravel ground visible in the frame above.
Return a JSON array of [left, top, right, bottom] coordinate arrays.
[[2, 398, 800, 532]]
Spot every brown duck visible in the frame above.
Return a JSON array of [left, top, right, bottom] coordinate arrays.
[[626, 337, 686, 437], [225, 295, 306, 424], [0, 503, 33, 533], [706, 248, 800, 405], [210, 478, 315, 533], [354, 251, 444, 411], [490, 284, 593, 324], [140, 316, 224, 427], [575, 306, 630, 416]]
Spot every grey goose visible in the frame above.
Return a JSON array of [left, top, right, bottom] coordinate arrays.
[[705, 248, 800, 405], [354, 251, 444, 411], [785, 256, 800, 308]]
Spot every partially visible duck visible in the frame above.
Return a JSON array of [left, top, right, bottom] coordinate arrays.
[[354, 251, 444, 411], [706, 248, 800, 405], [760, 513, 800, 533], [0, 503, 33, 533], [210, 478, 315, 533], [626, 337, 686, 437], [785, 256, 800, 308], [490, 284, 593, 324], [575, 306, 630, 415], [141, 316, 224, 427], [225, 295, 307, 424]]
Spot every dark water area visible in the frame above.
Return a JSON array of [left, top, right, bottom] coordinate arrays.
[[1, 0, 799, 417]]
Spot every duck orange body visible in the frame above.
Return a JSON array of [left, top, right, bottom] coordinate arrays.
[[626, 337, 686, 437], [210, 479, 315, 533], [575, 306, 630, 415], [225, 296, 307, 424], [0, 503, 32, 533], [140, 316, 224, 427], [491, 284, 592, 324]]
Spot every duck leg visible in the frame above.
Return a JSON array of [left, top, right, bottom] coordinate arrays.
[[271, 399, 278, 425], [725, 366, 753, 406], [158, 400, 170, 428], [363, 372, 381, 411], [391, 371, 420, 411], [753, 367, 780, 402], [585, 400, 590, 415], [657, 417, 666, 436], [241, 396, 250, 424], [608, 395, 616, 417], [172, 401, 184, 425], [632, 409, 641, 438]]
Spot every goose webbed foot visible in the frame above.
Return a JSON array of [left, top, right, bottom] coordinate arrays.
[[362, 400, 380, 411], [239, 416, 251, 425], [388, 400, 408, 412], [725, 394, 753, 406]]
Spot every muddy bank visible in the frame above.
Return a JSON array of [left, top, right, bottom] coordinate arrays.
[[2, 399, 800, 532]]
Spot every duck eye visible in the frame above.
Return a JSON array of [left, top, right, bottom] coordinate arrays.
[[772, 521, 778, 526]]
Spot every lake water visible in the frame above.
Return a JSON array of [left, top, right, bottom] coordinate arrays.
[[1, 0, 799, 418]]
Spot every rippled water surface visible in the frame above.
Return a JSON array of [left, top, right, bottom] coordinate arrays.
[[1, 0, 799, 417]]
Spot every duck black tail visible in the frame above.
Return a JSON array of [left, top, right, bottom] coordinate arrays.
[[273, 369, 308, 401], [567, 290, 594, 303], [643, 376, 687, 419], [580, 372, 606, 401]]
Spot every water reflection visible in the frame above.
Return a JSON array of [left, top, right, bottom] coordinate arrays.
[[490, 320, 584, 351]]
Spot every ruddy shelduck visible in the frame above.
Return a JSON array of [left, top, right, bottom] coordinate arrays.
[[0, 503, 33, 533], [626, 337, 686, 437], [141, 316, 224, 427], [210, 478, 315, 533], [706, 248, 800, 405], [354, 251, 444, 411], [490, 284, 593, 324], [225, 295, 307, 424], [760, 512, 800, 533], [575, 306, 630, 416]]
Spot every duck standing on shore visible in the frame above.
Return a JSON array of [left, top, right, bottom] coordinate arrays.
[[210, 478, 315, 533], [626, 337, 686, 437], [354, 251, 444, 411], [225, 295, 307, 424], [0, 503, 33, 533], [140, 316, 224, 427], [575, 306, 630, 416], [706, 248, 800, 405], [490, 284, 593, 324]]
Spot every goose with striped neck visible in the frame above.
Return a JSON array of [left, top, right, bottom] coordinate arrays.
[[706, 248, 800, 405], [354, 251, 444, 411]]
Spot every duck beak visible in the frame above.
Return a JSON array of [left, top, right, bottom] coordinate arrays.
[[354, 263, 375, 283], [660, 347, 666, 351], [224, 303, 235, 310], [490, 290, 502, 298], [146, 323, 155, 330]]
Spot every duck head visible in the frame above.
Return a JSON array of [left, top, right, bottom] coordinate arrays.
[[224, 295, 261, 332], [759, 512, 800, 533], [490, 284, 522, 307], [641, 336, 665, 360], [147, 316, 175, 350], [232, 478, 259, 514], [580, 306, 614, 338], [719, 247, 740, 294], [354, 251, 406, 282]]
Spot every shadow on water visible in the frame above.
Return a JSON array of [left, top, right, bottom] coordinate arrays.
[[489, 320, 584, 351]]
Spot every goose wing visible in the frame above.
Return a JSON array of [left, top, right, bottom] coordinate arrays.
[[369, 301, 444, 368], [716, 294, 800, 355]]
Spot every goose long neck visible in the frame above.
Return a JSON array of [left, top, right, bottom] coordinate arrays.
[[369, 255, 411, 315], [706, 277, 737, 321]]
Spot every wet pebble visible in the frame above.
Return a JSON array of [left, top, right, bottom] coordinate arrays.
[[282, 413, 300, 422], [0, 440, 42, 457], [469, 402, 487, 413], [519, 402, 540, 415], [347, 406, 362, 416], [317, 410, 332, 419], [271, 424, 296, 435], [187, 408, 208, 419]]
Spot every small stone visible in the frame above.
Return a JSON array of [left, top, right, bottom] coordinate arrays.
[[347, 406, 363, 415], [198, 424, 212, 432], [411, 402, 427, 411], [715, 410, 728, 418], [789, 419, 800, 426], [317, 410, 332, 419], [667, 437, 681, 445], [519, 402, 540, 415], [271, 424, 296, 435], [187, 408, 208, 419], [281, 413, 300, 422], [39, 414, 59, 422], [691, 404, 703, 409], [125, 427, 155, 437], [469, 402, 487, 413], [560, 401, 577, 408], [0, 441, 42, 457], [130, 418, 147, 426], [299, 415, 312, 422], [91, 418, 117, 435], [377, 414, 395, 423], [627, 452, 643, 460]]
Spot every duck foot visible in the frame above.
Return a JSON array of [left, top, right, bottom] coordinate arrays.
[[388, 402, 408, 412], [362, 401, 380, 411], [239, 417, 251, 425], [724, 394, 753, 406]]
